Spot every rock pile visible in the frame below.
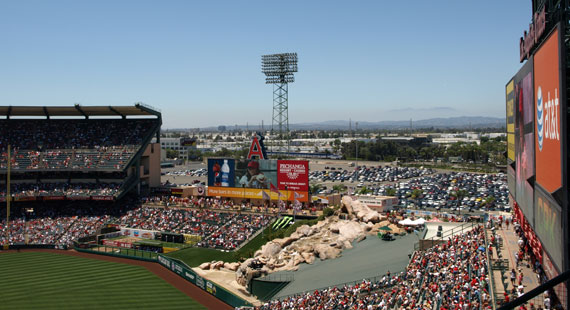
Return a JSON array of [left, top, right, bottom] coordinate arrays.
[[198, 196, 388, 288]]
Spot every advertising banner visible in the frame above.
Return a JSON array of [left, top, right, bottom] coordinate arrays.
[[234, 159, 277, 189], [514, 57, 534, 221], [507, 165, 516, 198], [207, 158, 235, 188], [534, 27, 562, 193], [102, 240, 133, 248], [534, 186, 563, 272], [506, 79, 516, 161], [120, 227, 157, 240], [207, 186, 309, 202], [180, 137, 197, 147], [67, 195, 90, 200], [92, 196, 114, 201], [43, 196, 65, 201], [277, 160, 309, 191]]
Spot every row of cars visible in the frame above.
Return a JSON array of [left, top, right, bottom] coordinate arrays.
[[163, 168, 207, 177], [353, 172, 509, 213], [309, 166, 434, 183]]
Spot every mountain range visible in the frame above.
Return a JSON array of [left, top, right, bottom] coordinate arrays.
[[176, 116, 505, 131]]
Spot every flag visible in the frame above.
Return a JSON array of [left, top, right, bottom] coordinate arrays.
[[293, 191, 300, 199], [261, 190, 270, 200], [270, 183, 282, 196]]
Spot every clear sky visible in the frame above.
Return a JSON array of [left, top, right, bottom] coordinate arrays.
[[0, 1, 532, 128]]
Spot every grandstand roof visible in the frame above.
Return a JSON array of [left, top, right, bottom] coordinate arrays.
[[0, 104, 161, 119]]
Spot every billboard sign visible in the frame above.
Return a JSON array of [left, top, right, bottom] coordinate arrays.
[[535, 185, 563, 273], [207, 186, 309, 202], [207, 158, 235, 188], [277, 160, 309, 191], [506, 79, 516, 162], [208, 159, 309, 201], [514, 57, 534, 218], [534, 27, 562, 193], [180, 137, 197, 147], [235, 159, 277, 189]]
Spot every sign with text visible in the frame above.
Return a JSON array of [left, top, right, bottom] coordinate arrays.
[[207, 186, 308, 202], [277, 160, 309, 191], [535, 186, 563, 272], [506, 79, 515, 161], [514, 57, 534, 220], [534, 27, 562, 193]]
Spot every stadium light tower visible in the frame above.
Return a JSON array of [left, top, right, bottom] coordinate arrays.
[[262, 53, 298, 154]]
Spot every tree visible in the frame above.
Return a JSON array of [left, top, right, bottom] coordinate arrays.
[[385, 188, 397, 196], [332, 184, 347, 193], [166, 148, 178, 159], [358, 186, 373, 195], [309, 184, 322, 195]]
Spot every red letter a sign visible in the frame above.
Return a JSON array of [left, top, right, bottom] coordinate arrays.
[[247, 136, 266, 159]]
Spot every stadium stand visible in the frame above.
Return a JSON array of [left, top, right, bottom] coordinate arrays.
[[0, 105, 162, 201], [250, 225, 490, 310]]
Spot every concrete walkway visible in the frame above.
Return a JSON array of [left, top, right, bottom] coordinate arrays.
[[487, 219, 542, 307]]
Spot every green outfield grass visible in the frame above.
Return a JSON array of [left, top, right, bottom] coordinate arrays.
[[0, 252, 206, 310]]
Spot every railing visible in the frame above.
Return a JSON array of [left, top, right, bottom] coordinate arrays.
[[497, 270, 570, 310], [414, 221, 477, 251], [484, 227, 498, 310], [75, 244, 158, 262]]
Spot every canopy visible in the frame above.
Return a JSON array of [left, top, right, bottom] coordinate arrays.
[[398, 218, 425, 226]]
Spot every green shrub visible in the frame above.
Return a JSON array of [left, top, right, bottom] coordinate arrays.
[[323, 207, 334, 217]]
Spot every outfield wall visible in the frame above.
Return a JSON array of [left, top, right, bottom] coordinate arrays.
[[157, 255, 252, 308]]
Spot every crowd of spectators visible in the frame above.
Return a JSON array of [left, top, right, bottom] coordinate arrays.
[[0, 182, 122, 199], [0, 200, 136, 247], [198, 213, 272, 250], [118, 206, 273, 250], [0, 119, 156, 170], [0, 196, 274, 250], [251, 225, 490, 310]]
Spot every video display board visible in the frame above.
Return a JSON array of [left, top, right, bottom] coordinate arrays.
[[514, 57, 535, 220], [534, 27, 562, 193], [235, 159, 277, 189], [535, 185, 563, 272], [506, 79, 516, 162], [207, 159, 309, 202], [207, 158, 235, 187]]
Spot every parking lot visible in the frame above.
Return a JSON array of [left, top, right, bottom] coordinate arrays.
[[159, 160, 509, 213]]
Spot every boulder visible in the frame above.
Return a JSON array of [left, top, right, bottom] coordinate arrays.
[[224, 262, 240, 271], [341, 196, 354, 215], [301, 252, 315, 264], [337, 221, 364, 241], [313, 244, 341, 260], [356, 235, 366, 243], [259, 241, 282, 258], [212, 261, 225, 270], [296, 225, 313, 237], [199, 262, 211, 270]]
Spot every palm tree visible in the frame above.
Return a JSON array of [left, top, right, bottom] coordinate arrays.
[[332, 184, 347, 193]]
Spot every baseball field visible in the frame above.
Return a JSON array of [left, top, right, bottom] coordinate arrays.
[[0, 251, 208, 309]]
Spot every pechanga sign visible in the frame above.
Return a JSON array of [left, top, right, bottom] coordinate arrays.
[[520, 6, 546, 62]]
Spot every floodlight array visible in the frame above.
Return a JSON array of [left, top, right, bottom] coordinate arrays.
[[262, 53, 298, 84]]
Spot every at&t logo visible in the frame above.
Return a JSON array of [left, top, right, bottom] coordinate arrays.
[[536, 86, 559, 151]]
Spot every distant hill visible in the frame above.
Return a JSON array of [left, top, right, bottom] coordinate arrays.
[[170, 116, 505, 131], [288, 116, 504, 130]]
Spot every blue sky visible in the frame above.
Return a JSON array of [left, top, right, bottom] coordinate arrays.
[[0, 1, 531, 128]]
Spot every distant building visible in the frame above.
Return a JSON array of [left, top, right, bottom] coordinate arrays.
[[354, 195, 399, 212]]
